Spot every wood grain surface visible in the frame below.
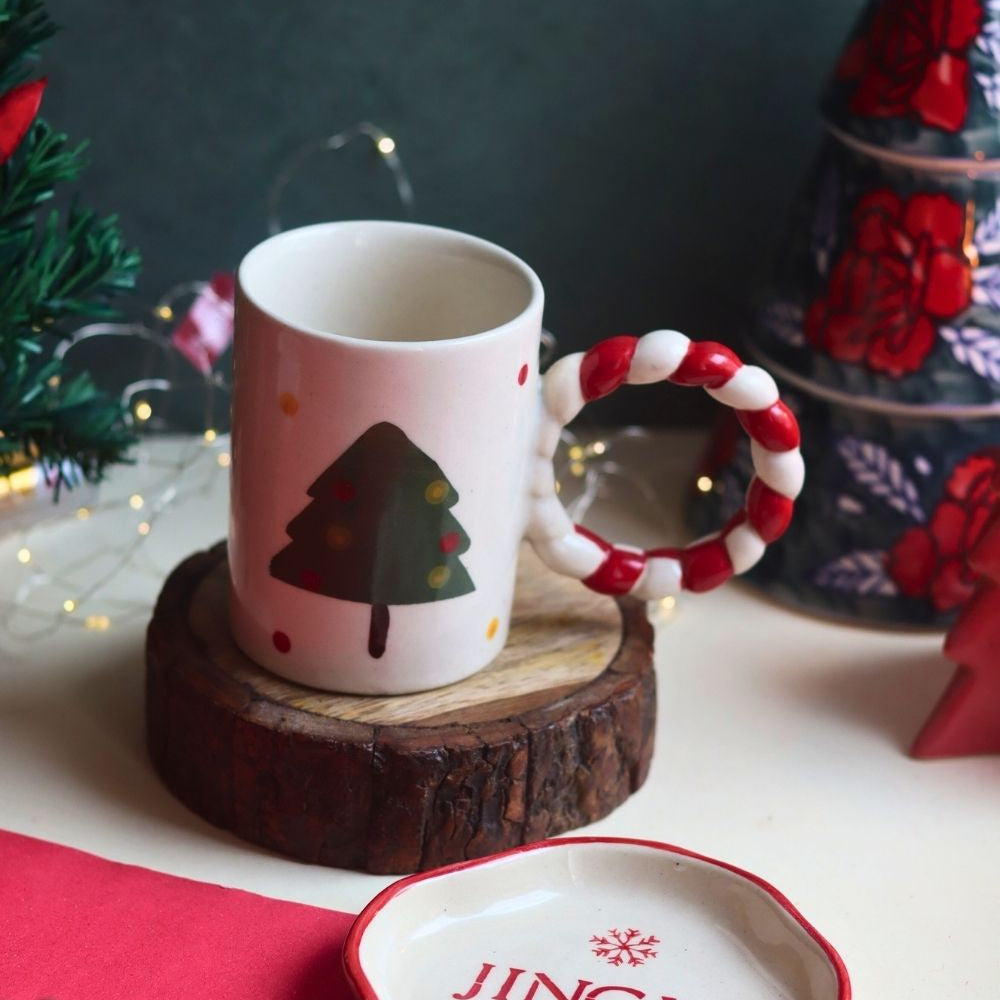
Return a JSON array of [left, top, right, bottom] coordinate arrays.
[[146, 542, 655, 873]]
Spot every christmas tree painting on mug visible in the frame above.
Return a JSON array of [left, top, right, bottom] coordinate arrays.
[[269, 421, 474, 659]]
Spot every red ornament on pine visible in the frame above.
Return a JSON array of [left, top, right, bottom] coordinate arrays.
[[911, 468, 1000, 758], [0, 78, 46, 164]]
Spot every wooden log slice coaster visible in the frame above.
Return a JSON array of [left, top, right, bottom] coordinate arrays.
[[146, 541, 655, 874]]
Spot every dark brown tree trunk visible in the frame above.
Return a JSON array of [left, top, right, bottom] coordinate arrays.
[[368, 603, 389, 658]]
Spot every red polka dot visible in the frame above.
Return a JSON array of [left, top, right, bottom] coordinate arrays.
[[300, 569, 322, 590], [272, 630, 291, 653], [518, 364, 529, 386], [440, 531, 460, 554], [333, 481, 356, 501]]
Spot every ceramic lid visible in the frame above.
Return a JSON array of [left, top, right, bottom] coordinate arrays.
[[754, 135, 1000, 410], [820, 0, 1000, 163]]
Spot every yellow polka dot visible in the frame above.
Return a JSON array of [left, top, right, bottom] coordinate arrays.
[[424, 479, 449, 504], [326, 524, 352, 549], [427, 565, 451, 589], [486, 616, 499, 640], [279, 392, 299, 416]]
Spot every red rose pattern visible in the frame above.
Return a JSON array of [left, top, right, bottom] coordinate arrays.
[[805, 189, 973, 377], [837, 0, 983, 132], [888, 451, 1000, 611]]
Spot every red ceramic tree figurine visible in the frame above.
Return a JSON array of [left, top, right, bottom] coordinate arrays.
[[912, 467, 1000, 758]]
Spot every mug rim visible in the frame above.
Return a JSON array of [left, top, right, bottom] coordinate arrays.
[[236, 219, 545, 350]]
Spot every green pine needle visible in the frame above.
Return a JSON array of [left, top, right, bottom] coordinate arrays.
[[0, 0, 141, 495], [0, 0, 54, 92]]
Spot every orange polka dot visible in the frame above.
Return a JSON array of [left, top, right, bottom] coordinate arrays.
[[279, 392, 299, 416], [326, 524, 352, 549], [486, 616, 499, 640]]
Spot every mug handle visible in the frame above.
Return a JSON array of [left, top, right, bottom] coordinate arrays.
[[526, 331, 804, 599]]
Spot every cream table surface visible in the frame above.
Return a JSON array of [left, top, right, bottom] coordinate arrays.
[[0, 433, 997, 999]]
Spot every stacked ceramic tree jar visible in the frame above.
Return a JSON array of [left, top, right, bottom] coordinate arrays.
[[692, 0, 1000, 626]]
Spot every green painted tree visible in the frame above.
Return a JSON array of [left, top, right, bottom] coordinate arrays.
[[270, 421, 475, 658]]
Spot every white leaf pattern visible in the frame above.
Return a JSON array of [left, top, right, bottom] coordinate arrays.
[[940, 324, 1000, 383], [814, 550, 900, 597], [972, 264, 1000, 309], [975, 199, 1000, 257], [980, 0, 1000, 37], [976, 25, 1000, 117], [837, 436, 927, 522], [975, 68, 1000, 115], [759, 301, 805, 347]]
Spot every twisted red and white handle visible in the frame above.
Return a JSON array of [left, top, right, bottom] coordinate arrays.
[[526, 331, 804, 599]]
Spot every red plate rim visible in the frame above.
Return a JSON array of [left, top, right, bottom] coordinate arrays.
[[342, 835, 851, 1000]]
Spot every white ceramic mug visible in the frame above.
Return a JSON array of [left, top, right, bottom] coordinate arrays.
[[229, 221, 804, 695]]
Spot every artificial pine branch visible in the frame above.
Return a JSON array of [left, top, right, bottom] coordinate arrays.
[[0, 0, 53, 92], [0, 0, 140, 493]]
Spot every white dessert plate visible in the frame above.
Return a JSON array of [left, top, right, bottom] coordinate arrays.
[[344, 836, 851, 1000]]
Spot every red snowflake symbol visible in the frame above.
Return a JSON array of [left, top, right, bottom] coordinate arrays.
[[589, 927, 660, 967]]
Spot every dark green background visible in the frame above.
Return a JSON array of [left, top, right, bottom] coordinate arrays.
[[43, 0, 865, 424]]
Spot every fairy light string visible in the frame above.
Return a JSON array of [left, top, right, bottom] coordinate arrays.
[[0, 436, 228, 639], [554, 424, 678, 620], [1, 121, 676, 637], [0, 123, 410, 639]]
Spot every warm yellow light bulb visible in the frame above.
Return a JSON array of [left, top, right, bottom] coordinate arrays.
[[85, 615, 111, 631], [16, 547, 31, 564], [63, 599, 76, 613], [217, 452, 231, 468], [129, 494, 144, 510], [4, 466, 39, 494], [660, 596, 676, 611], [76, 507, 90, 520], [376, 136, 396, 155], [203, 428, 217, 443], [591, 440, 607, 455], [137, 521, 150, 536], [155, 304, 174, 321], [696, 476, 713, 493], [135, 402, 152, 421]]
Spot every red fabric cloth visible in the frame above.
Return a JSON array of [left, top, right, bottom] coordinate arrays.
[[0, 828, 357, 999]]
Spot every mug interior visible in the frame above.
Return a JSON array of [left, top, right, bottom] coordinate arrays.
[[238, 221, 537, 343]]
